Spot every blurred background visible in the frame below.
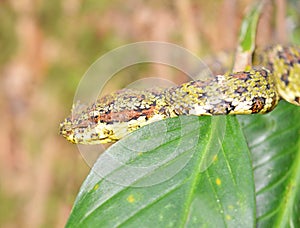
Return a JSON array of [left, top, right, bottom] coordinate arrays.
[[0, 0, 299, 227]]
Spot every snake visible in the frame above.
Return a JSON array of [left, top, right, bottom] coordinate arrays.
[[59, 45, 300, 144]]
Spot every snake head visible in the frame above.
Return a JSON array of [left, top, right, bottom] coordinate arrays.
[[59, 89, 169, 144], [59, 102, 123, 144]]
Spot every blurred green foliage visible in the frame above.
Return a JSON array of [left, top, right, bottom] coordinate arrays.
[[0, 4, 16, 65]]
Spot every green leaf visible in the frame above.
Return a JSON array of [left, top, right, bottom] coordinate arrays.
[[234, 1, 263, 71], [66, 116, 255, 227], [238, 2, 263, 52], [239, 101, 300, 227]]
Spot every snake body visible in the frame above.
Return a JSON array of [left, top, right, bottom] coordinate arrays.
[[60, 45, 300, 144]]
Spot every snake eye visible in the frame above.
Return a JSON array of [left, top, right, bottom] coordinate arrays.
[[89, 110, 100, 123]]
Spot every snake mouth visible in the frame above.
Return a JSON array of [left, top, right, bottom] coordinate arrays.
[[59, 116, 119, 144]]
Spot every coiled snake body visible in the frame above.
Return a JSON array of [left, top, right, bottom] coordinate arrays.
[[60, 45, 300, 144]]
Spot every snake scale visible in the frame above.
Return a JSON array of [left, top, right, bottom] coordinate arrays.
[[60, 45, 300, 144]]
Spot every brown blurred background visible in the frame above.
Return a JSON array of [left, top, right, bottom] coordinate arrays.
[[0, 0, 299, 227]]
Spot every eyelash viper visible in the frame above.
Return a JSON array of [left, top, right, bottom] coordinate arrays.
[[59, 45, 300, 144]]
